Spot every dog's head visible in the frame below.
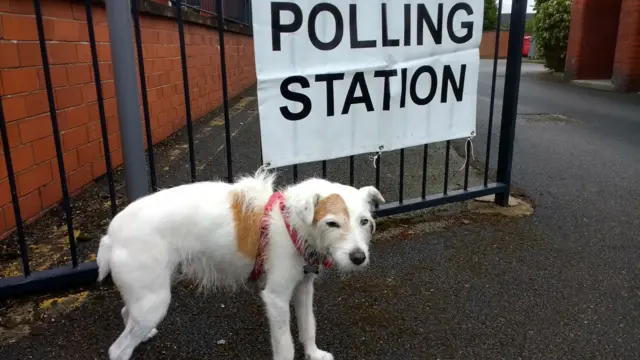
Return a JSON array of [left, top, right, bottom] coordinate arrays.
[[287, 180, 385, 272]]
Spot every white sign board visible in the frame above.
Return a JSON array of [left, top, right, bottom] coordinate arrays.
[[251, 1, 483, 168]]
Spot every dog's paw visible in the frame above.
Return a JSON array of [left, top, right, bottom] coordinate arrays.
[[144, 328, 158, 342], [305, 349, 334, 360]]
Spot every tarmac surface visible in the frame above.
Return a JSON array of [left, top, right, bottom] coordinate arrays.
[[1, 59, 640, 359]]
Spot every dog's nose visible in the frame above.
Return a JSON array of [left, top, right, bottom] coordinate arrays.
[[349, 250, 367, 265]]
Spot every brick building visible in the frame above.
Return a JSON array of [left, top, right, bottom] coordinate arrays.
[[0, 0, 256, 238], [565, 0, 640, 92]]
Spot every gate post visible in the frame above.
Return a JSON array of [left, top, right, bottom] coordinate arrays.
[[105, 0, 149, 202], [495, 0, 528, 207]]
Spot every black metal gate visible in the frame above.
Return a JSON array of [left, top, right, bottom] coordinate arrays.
[[0, 0, 527, 299]]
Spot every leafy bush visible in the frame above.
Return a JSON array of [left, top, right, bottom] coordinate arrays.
[[483, 0, 499, 30], [532, 0, 572, 72]]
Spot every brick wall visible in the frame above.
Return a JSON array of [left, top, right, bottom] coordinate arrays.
[[612, 0, 640, 92], [480, 31, 510, 59], [0, 0, 256, 238], [565, 0, 623, 81]]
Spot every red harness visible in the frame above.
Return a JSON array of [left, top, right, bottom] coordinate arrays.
[[250, 192, 333, 281]]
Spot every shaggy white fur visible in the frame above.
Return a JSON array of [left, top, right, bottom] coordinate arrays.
[[97, 169, 385, 360]]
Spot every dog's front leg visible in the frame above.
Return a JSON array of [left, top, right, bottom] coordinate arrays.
[[294, 274, 334, 360], [261, 284, 296, 360]]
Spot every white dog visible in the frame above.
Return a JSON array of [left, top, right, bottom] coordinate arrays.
[[96, 169, 385, 360]]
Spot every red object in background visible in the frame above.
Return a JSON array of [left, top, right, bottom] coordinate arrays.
[[522, 36, 531, 56]]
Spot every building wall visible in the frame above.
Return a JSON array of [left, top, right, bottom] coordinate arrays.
[[0, 0, 256, 237], [565, 0, 623, 81], [612, 0, 640, 92], [480, 31, 510, 59]]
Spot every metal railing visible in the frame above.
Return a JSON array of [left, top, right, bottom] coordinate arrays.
[[0, 0, 528, 299], [170, 0, 252, 26]]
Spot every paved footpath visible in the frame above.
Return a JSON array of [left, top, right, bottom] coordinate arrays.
[[2, 60, 640, 359]]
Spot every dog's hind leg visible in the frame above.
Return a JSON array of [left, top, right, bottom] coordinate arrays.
[[121, 306, 158, 342], [109, 289, 171, 360]]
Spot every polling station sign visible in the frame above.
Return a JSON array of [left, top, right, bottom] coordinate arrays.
[[252, 1, 483, 168]]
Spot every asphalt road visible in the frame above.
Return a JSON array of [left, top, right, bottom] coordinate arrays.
[[2, 60, 640, 359]]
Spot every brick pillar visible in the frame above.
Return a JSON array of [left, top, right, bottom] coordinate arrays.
[[612, 0, 640, 92], [565, 0, 623, 81]]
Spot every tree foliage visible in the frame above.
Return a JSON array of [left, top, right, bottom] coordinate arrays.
[[483, 0, 499, 30], [532, 0, 572, 71]]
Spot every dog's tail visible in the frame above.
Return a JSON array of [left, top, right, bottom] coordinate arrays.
[[96, 234, 113, 282]]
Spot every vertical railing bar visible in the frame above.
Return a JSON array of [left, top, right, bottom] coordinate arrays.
[[484, 0, 504, 188], [176, 0, 197, 182], [443, 140, 451, 196], [34, 0, 78, 267], [131, 0, 158, 192], [421, 144, 428, 199], [0, 100, 30, 276], [374, 155, 380, 209], [321, 160, 327, 179], [349, 155, 355, 186], [216, 0, 234, 183], [463, 140, 471, 191], [495, 0, 527, 206], [85, 0, 117, 216], [398, 149, 405, 204]]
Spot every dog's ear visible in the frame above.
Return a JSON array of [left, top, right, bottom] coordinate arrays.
[[359, 186, 385, 208], [296, 193, 321, 225]]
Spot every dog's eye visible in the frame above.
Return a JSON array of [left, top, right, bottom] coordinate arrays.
[[326, 221, 340, 229], [360, 218, 369, 226]]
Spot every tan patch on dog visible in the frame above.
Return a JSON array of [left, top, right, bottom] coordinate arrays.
[[231, 191, 264, 260], [313, 194, 350, 227]]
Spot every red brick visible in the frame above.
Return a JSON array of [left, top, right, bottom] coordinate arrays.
[[1, 68, 39, 95], [61, 126, 88, 152], [39, 179, 62, 209], [0, 122, 21, 149], [0, 14, 39, 41], [62, 149, 79, 173], [40, 1, 74, 19], [7, 0, 32, 14], [9, 145, 35, 173], [16, 42, 42, 67], [76, 43, 92, 63], [92, 158, 107, 178], [37, 66, 68, 89], [110, 148, 123, 167], [32, 136, 56, 164], [51, 18, 82, 41], [66, 66, 92, 89], [3, 190, 42, 229], [1, 95, 27, 122], [94, 23, 110, 42], [0, 42, 20, 68], [61, 105, 91, 131], [0, 180, 10, 207], [612, 0, 640, 92], [67, 164, 93, 193], [70, 3, 87, 21], [16, 161, 52, 196], [97, 44, 112, 62], [77, 140, 101, 167], [23, 91, 49, 117], [86, 121, 102, 142], [48, 42, 78, 65], [18, 114, 53, 143], [81, 83, 97, 103], [102, 81, 116, 99], [54, 86, 83, 109]]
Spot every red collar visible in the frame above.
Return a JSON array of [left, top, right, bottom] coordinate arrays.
[[250, 192, 333, 281]]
